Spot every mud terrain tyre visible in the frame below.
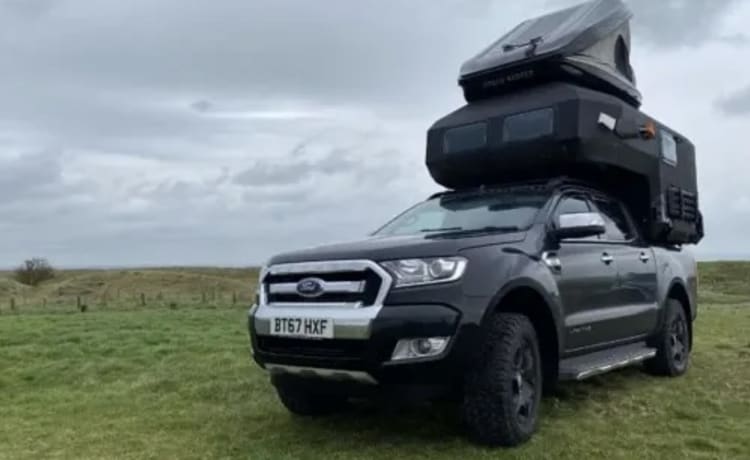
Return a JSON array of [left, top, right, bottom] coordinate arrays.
[[462, 313, 542, 447]]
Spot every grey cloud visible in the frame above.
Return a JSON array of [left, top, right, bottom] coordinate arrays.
[[0, 0, 748, 267], [233, 131, 396, 187], [628, 0, 741, 48], [0, 0, 528, 121], [232, 150, 364, 187], [0, 151, 86, 205], [716, 86, 750, 116], [0, 0, 59, 19], [234, 161, 310, 187], [547, 0, 742, 49], [718, 33, 750, 46]]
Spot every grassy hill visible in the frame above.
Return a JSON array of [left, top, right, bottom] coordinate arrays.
[[695, 261, 750, 304], [0, 267, 260, 313], [0, 261, 747, 314], [0, 262, 748, 459], [0, 263, 750, 460]]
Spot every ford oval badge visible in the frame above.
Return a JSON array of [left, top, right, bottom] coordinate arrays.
[[296, 277, 325, 298]]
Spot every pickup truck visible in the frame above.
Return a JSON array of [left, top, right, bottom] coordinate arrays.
[[247, 178, 698, 446]]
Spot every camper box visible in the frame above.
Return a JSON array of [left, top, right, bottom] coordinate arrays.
[[425, 82, 703, 245], [459, 0, 641, 107]]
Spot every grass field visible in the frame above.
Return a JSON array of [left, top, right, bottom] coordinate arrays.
[[1, 263, 749, 459], [0, 267, 259, 313]]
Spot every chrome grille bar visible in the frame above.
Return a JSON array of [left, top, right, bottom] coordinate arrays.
[[268, 280, 366, 295]]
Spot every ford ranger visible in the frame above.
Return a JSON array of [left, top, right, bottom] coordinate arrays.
[[247, 178, 697, 446]]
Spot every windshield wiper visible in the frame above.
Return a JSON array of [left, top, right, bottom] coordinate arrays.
[[419, 226, 463, 233], [439, 225, 522, 236]]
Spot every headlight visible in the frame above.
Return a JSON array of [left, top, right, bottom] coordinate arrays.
[[380, 257, 467, 288]]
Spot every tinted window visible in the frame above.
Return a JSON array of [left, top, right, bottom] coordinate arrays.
[[444, 122, 487, 154], [375, 190, 549, 237], [555, 196, 590, 216], [594, 197, 634, 241], [503, 108, 555, 143], [661, 130, 677, 165]]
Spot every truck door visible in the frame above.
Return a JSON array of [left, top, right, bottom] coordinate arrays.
[[549, 194, 621, 351], [591, 194, 659, 340]]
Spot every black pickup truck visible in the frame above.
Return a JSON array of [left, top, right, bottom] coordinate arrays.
[[248, 179, 698, 446], [249, 0, 704, 446]]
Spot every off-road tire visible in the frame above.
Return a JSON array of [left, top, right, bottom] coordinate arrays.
[[275, 384, 348, 416], [462, 313, 543, 447], [646, 299, 691, 377]]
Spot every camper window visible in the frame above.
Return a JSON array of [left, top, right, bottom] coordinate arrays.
[[661, 130, 677, 165]]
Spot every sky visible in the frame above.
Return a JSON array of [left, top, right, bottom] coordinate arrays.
[[1, 0, 749, 267]]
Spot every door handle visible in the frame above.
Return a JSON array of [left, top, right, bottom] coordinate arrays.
[[601, 253, 614, 265], [639, 252, 651, 263]]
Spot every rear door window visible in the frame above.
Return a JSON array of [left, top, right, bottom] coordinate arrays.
[[593, 197, 635, 242]]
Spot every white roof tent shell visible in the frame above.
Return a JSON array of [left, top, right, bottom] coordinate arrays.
[[459, 0, 641, 107]]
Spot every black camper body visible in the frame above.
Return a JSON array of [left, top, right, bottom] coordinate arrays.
[[426, 82, 702, 245], [459, 0, 641, 107]]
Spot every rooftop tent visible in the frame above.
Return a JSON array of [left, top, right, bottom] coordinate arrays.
[[459, 0, 641, 107]]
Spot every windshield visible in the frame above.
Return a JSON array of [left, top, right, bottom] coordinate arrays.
[[374, 190, 549, 237]]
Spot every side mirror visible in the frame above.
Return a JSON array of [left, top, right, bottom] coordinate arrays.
[[555, 212, 606, 240]]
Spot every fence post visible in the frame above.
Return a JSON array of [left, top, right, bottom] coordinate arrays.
[[232, 292, 237, 305], [140, 293, 146, 306], [76, 296, 81, 309], [9, 297, 15, 313], [201, 292, 207, 304]]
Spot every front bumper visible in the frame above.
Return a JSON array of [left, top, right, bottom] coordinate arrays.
[[249, 302, 481, 388]]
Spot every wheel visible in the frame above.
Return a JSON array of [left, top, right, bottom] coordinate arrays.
[[462, 313, 543, 447], [275, 384, 348, 416], [646, 299, 691, 376]]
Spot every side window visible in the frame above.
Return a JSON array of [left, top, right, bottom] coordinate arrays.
[[593, 197, 634, 241], [660, 130, 678, 165], [555, 195, 590, 217]]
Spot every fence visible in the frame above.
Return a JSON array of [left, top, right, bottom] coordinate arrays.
[[0, 289, 255, 315]]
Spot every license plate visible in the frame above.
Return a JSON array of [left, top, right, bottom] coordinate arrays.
[[270, 317, 334, 339]]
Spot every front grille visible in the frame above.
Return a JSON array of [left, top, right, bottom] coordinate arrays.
[[256, 336, 366, 360], [263, 267, 384, 306]]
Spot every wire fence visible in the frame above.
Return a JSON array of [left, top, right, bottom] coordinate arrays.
[[0, 289, 256, 315]]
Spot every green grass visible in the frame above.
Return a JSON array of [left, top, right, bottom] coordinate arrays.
[[0, 264, 749, 459], [1, 309, 749, 459]]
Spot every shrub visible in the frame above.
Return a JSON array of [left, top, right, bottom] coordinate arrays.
[[14, 258, 55, 287]]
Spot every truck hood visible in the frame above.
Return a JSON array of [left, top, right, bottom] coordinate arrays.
[[268, 231, 527, 265]]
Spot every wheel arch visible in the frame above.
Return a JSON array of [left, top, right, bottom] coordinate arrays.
[[666, 280, 693, 348], [485, 279, 564, 387]]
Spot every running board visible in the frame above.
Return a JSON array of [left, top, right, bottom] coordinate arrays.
[[559, 342, 657, 381]]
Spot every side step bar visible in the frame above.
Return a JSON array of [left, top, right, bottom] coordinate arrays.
[[559, 342, 657, 381]]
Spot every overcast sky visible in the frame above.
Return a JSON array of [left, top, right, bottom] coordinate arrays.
[[1, 0, 749, 267]]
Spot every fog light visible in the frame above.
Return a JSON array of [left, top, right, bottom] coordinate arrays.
[[391, 337, 450, 362]]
